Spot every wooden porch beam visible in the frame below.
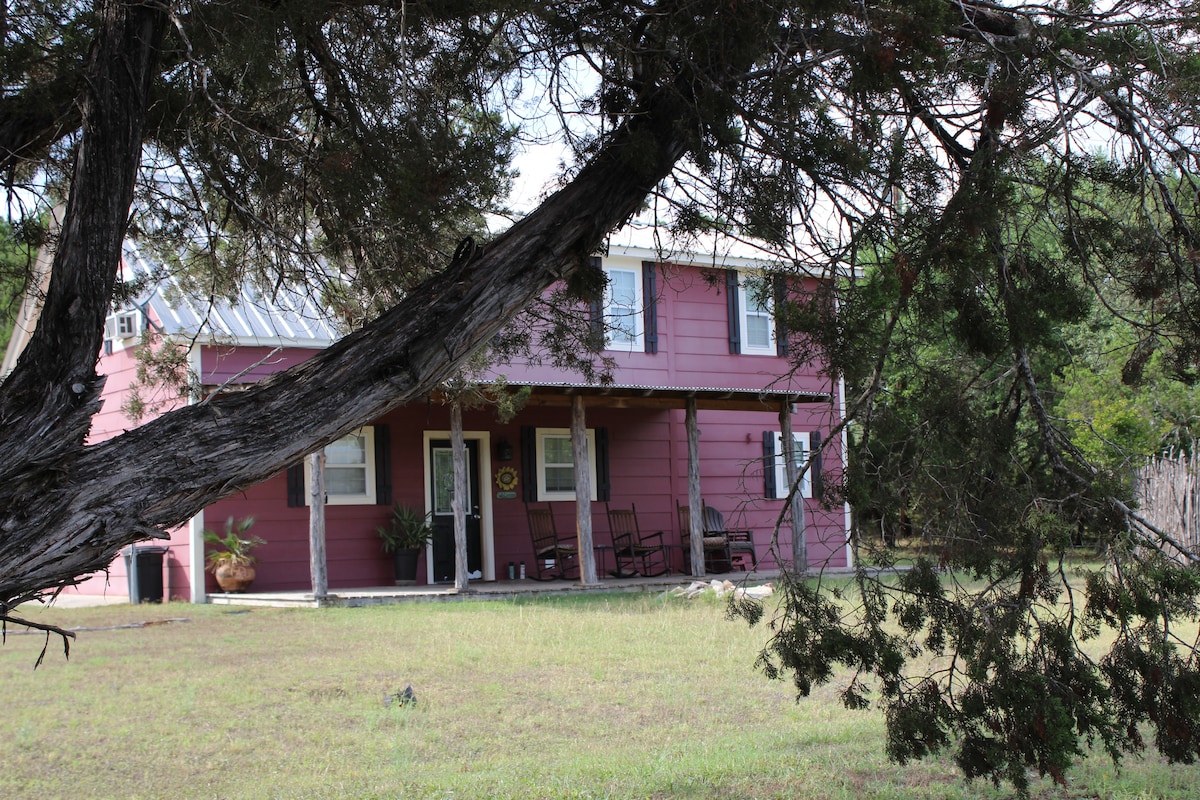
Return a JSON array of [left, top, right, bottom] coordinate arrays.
[[686, 398, 705, 577], [520, 394, 820, 412], [780, 401, 807, 575], [504, 382, 830, 411], [571, 395, 599, 585], [308, 451, 329, 600]]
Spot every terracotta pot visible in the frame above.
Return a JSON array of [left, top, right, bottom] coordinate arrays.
[[213, 562, 257, 592]]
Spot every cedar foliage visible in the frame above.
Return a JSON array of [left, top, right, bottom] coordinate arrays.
[[736, 91, 1200, 800]]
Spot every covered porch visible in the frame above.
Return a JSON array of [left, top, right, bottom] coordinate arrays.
[[280, 378, 839, 604], [502, 381, 832, 584]]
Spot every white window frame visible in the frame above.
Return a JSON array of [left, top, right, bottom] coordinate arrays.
[[774, 431, 811, 500], [536, 428, 599, 502], [739, 274, 775, 355], [305, 427, 377, 505], [603, 262, 643, 351]]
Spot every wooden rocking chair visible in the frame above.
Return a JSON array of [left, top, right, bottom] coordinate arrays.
[[525, 504, 579, 580], [677, 500, 732, 574], [606, 503, 669, 578], [703, 505, 757, 572]]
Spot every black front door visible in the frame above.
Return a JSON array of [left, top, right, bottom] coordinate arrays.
[[429, 439, 482, 583]]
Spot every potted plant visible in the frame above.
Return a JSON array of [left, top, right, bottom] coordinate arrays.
[[204, 516, 265, 592], [377, 503, 434, 585]]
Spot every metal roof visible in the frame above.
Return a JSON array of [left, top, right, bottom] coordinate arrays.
[[121, 242, 341, 348], [114, 243, 834, 410]]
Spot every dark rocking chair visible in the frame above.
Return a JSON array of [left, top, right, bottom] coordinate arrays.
[[607, 503, 669, 578], [702, 505, 757, 571], [525, 504, 579, 580], [677, 500, 732, 574]]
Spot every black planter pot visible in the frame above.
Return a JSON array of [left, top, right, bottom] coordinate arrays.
[[391, 548, 422, 585]]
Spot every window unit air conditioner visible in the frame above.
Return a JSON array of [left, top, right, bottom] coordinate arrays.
[[116, 312, 139, 338], [105, 311, 141, 341]]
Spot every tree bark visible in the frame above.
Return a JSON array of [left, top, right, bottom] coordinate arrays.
[[0, 0, 171, 610], [0, 1, 769, 611], [0, 1, 166, 454]]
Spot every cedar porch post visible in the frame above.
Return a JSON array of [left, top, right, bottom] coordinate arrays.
[[308, 450, 329, 599], [571, 394, 598, 585], [780, 402, 807, 575], [450, 402, 470, 591], [685, 397, 705, 577]]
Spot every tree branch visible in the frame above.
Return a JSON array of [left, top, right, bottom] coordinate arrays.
[[0, 1, 780, 605]]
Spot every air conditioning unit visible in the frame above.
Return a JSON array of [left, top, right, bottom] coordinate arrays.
[[105, 311, 141, 341]]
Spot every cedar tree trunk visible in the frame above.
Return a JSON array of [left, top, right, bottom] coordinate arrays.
[[0, 0, 770, 614]]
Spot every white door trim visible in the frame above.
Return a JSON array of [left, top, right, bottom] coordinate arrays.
[[422, 430, 494, 583]]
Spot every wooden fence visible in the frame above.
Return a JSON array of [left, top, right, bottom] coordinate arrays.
[[1135, 454, 1200, 561]]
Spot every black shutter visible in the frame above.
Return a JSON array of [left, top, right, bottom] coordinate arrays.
[[642, 261, 659, 354], [810, 429, 823, 499], [762, 431, 776, 498], [727, 270, 741, 354], [374, 424, 392, 506], [588, 256, 604, 343], [773, 274, 789, 358], [596, 427, 611, 502], [286, 464, 304, 507], [520, 426, 537, 502]]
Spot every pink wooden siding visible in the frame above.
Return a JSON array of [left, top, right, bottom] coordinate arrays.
[[88, 339, 190, 444], [199, 475, 398, 593], [489, 258, 830, 399], [67, 254, 847, 601], [59, 524, 193, 602], [63, 319, 194, 601], [193, 396, 846, 594], [200, 345, 320, 385]]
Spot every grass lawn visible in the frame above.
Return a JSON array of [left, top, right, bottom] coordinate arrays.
[[2, 590, 1198, 799]]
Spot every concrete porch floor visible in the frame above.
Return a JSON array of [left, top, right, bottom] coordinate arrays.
[[207, 568, 786, 608]]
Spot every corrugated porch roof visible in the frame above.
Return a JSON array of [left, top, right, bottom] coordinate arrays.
[[451, 381, 831, 412]]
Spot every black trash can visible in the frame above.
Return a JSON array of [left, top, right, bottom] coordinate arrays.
[[122, 545, 168, 603]]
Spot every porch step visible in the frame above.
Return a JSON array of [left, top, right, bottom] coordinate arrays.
[[205, 569, 785, 608]]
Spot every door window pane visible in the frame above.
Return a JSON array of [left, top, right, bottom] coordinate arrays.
[[432, 446, 475, 514], [433, 448, 454, 515]]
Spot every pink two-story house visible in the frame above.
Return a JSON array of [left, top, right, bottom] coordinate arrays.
[[53, 240, 850, 603]]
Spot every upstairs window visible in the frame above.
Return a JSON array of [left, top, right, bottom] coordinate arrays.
[[603, 264, 643, 350], [590, 258, 658, 354], [727, 270, 787, 357], [739, 276, 775, 355]]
